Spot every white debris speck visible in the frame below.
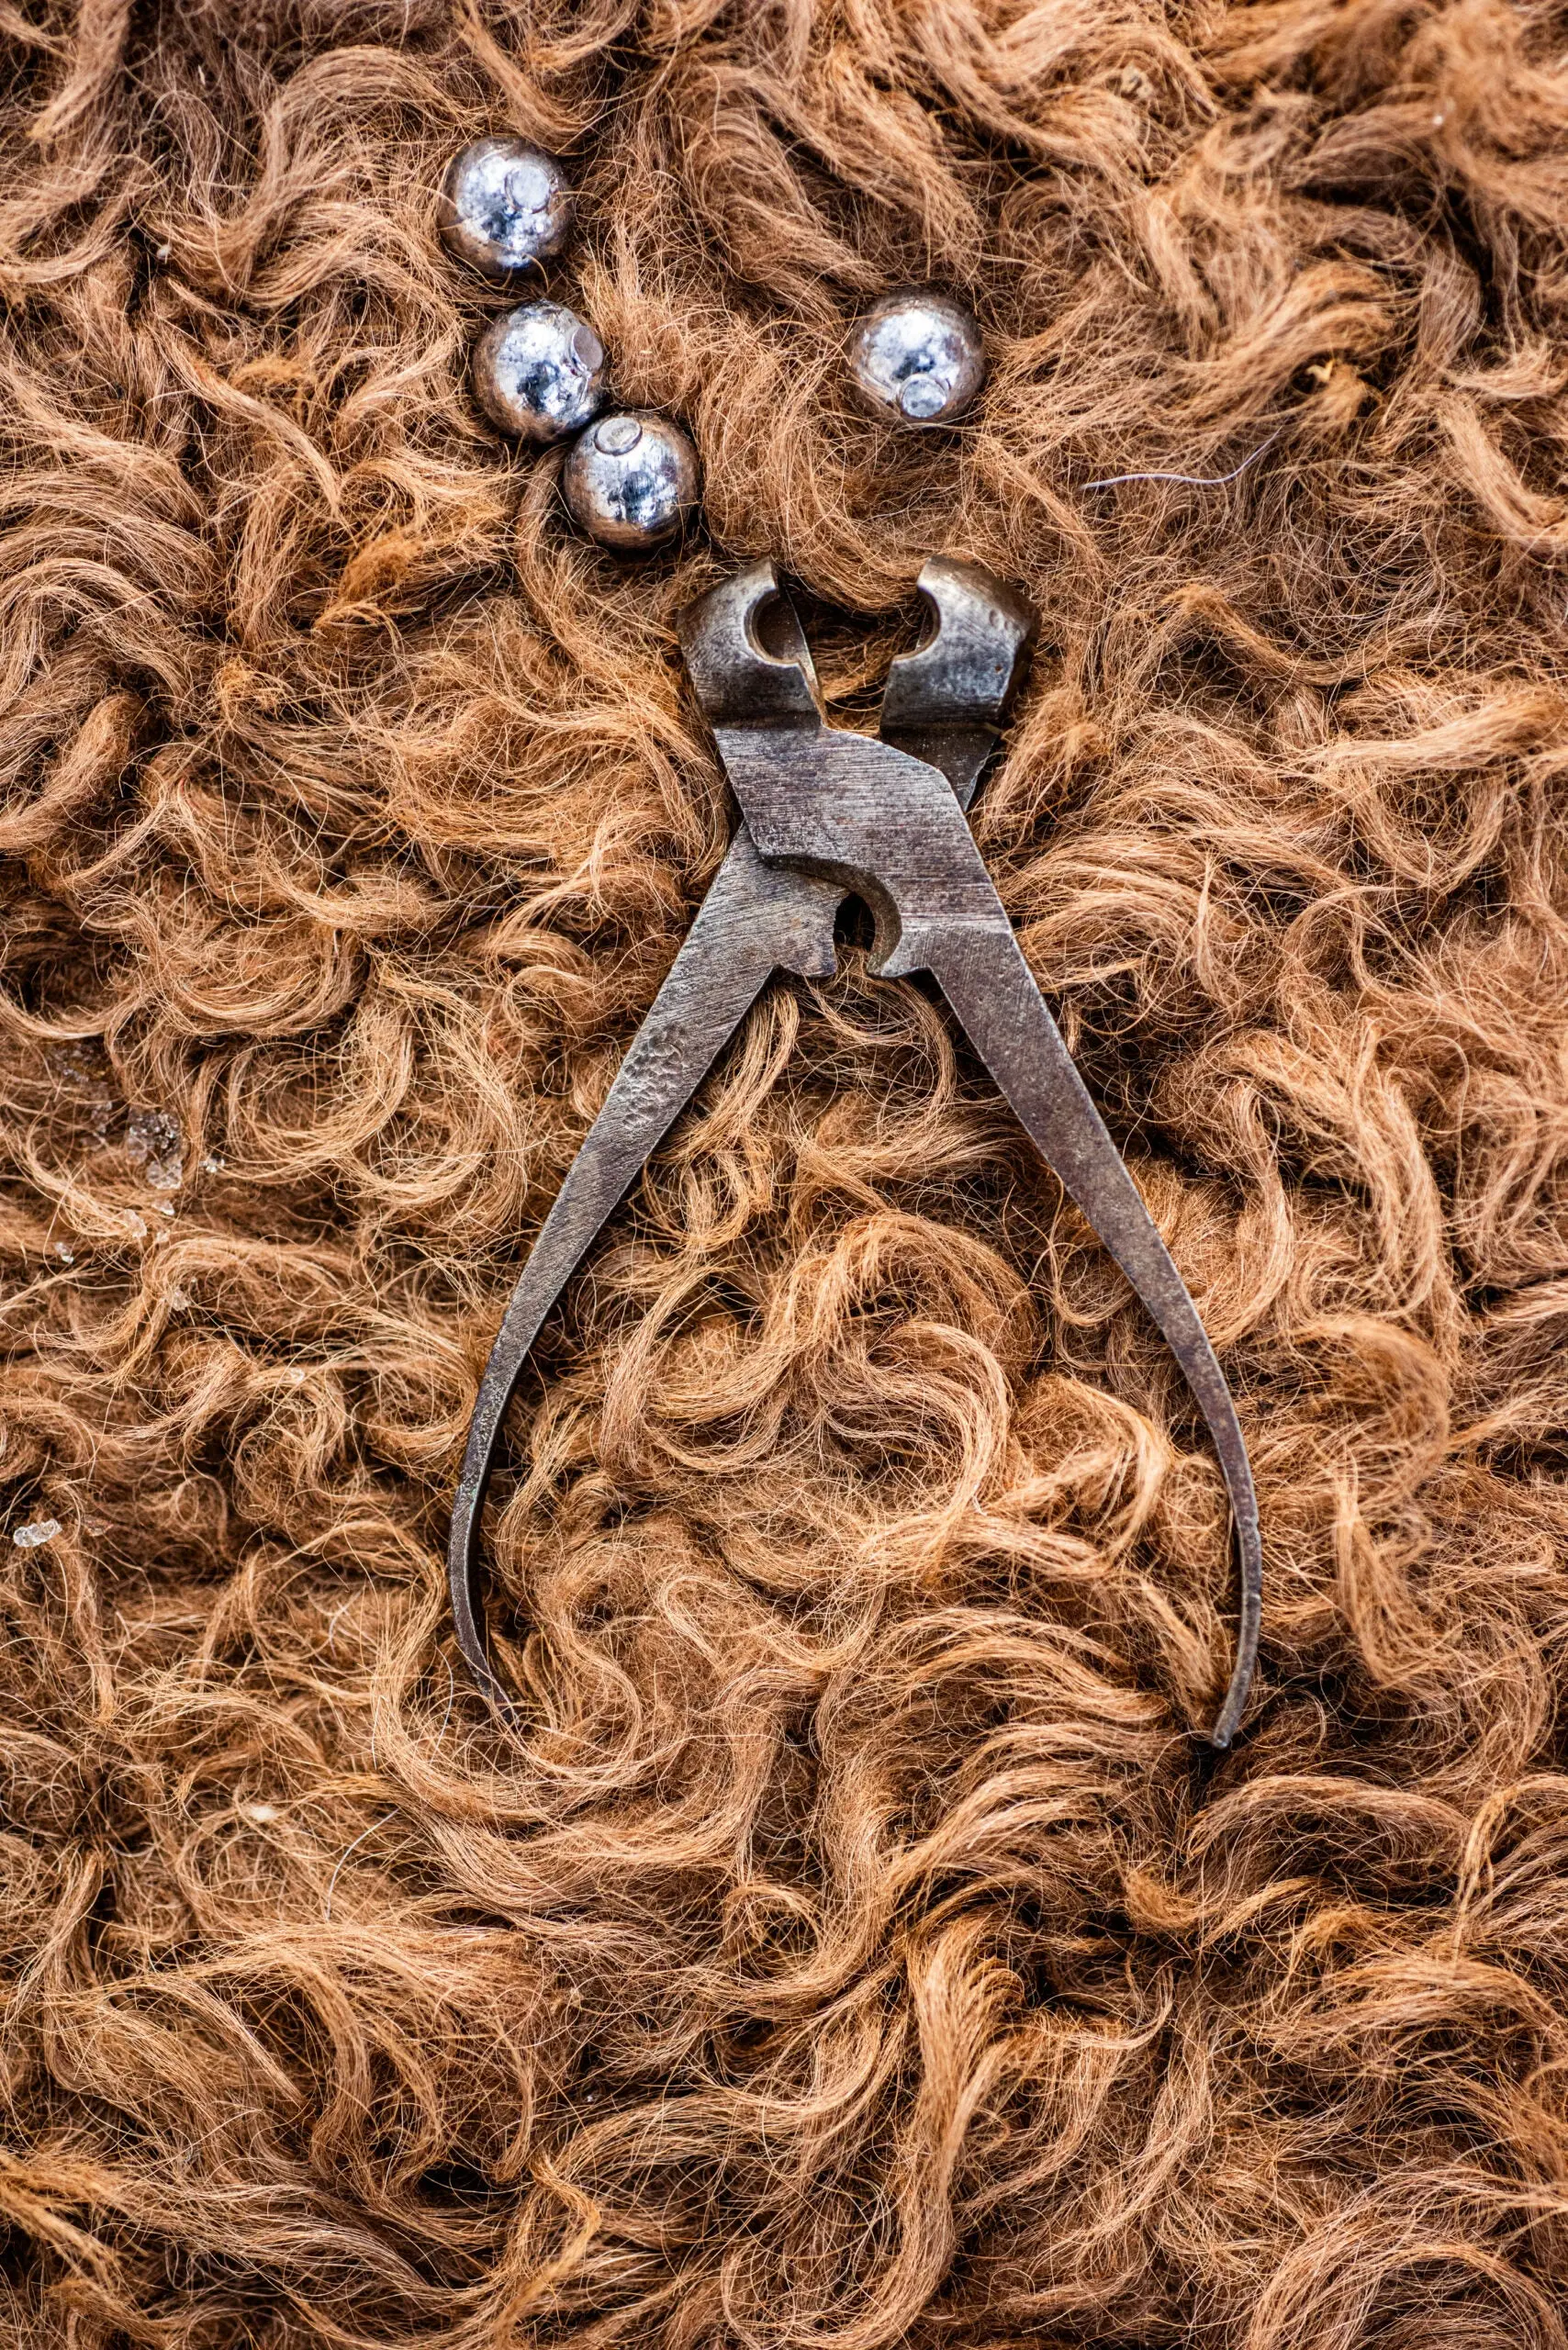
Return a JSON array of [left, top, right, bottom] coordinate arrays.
[[200, 1153, 225, 1175], [290, 1368, 306, 1385], [48, 1045, 121, 1147], [241, 1802, 278, 1825], [124, 1210, 148, 1239], [13, 1519, 62, 1550], [126, 1107, 184, 1191], [169, 1287, 189, 1308], [156, 242, 172, 262], [156, 1203, 174, 1217], [54, 1242, 74, 1264]]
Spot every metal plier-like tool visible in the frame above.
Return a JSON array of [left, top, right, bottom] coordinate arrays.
[[449, 559, 1261, 1746]]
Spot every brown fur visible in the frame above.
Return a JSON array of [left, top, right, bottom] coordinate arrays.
[[2, 0, 1568, 2342]]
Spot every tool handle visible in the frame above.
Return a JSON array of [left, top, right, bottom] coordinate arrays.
[[927, 922, 1261, 1747], [448, 836, 840, 1718]]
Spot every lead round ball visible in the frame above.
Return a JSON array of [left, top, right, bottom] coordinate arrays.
[[438, 136, 574, 282], [473, 301, 608, 443], [562, 411, 700, 552], [849, 292, 986, 427]]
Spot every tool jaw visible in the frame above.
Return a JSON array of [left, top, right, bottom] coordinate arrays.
[[678, 554, 1037, 981], [677, 554, 1036, 797], [676, 560, 825, 729], [880, 557, 1036, 805]]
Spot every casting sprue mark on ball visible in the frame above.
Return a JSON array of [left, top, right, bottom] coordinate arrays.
[[438, 137, 1263, 1747]]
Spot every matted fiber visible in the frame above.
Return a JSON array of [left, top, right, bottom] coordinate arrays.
[[3, 1, 1568, 2344]]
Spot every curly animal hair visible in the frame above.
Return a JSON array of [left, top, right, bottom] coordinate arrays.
[[2, 0, 1568, 2344]]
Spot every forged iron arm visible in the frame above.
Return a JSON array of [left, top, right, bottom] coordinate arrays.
[[924, 922, 1261, 1748], [690, 560, 1261, 1746], [447, 831, 841, 1715]]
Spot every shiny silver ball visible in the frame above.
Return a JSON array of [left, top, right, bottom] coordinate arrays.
[[438, 136, 574, 283], [849, 292, 987, 427], [562, 411, 700, 552], [473, 301, 609, 444]]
